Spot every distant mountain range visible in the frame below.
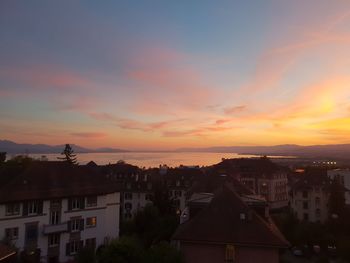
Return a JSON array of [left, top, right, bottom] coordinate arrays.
[[2, 140, 350, 159], [0, 140, 128, 154], [176, 144, 350, 159]]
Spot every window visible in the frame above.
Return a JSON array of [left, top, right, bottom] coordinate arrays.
[[303, 213, 309, 221], [316, 209, 321, 218], [315, 197, 320, 206], [69, 197, 85, 210], [86, 196, 97, 207], [225, 244, 235, 262], [70, 218, 83, 232], [302, 191, 308, 198], [86, 217, 97, 228], [68, 240, 81, 255], [174, 199, 181, 207], [25, 224, 38, 243], [124, 213, 132, 219], [125, 202, 132, 210], [6, 203, 20, 216], [85, 238, 96, 250], [145, 193, 153, 201], [50, 211, 60, 225], [124, 193, 133, 200], [5, 227, 18, 240], [28, 201, 39, 215], [48, 234, 60, 247], [174, 190, 182, 197], [50, 199, 61, 208], [303, 201, 308, 209]]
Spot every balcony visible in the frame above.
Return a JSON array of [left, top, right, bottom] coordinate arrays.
[[43, 222, 68, 235]]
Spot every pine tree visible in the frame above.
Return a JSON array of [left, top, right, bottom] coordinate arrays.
[[58, 144, 78, 164]]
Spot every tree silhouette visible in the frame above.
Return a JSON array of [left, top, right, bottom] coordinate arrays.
[[0, 152, 6, 164], [58, 144, 78, 164]]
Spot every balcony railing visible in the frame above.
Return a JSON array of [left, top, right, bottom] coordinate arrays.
[[43, 222, 68, 235]]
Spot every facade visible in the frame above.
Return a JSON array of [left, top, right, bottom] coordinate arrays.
[[213, 158, 289, 210], [240, 172, 288, 210], [290, 173, 329, 223], [328, 169, 350, 205], [104, 164, 201, 220], [0, 162, 120, 263], [173, 185, 289, 263]]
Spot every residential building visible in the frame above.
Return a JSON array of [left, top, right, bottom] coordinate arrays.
[[328, 169, 350, 205], [213, 158, 289, 209], [173, 185, 289, 263], [0, 162, 120, 263], [290, 171, 330, 223]]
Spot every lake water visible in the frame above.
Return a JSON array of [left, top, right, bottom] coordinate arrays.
[[28, 152, 288, 168]]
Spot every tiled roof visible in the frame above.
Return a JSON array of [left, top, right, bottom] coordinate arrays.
[[172, 185, 289, 248], [291, 170, 330, 191], [213, 158, 287, 178], [188, 175, 254, 196], [0, 161, 120, 203]]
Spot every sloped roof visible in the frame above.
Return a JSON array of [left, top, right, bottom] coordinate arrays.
[[188, 175, 254, 197], [0, 161, 120, 203], [0, 244, 16, 261], [172, 185, 289, 248]]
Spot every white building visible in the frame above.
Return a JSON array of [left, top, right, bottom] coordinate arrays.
[[328, 169, 350, 205], [290, 173, 329, 223], [0, 162, 120, 263]]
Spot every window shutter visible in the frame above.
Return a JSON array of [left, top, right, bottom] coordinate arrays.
[[38, 201, 43, 214], [23, 202, 28, 216], [68, 198, 72, 210], [67, 221, 72, 232], [66, 243, 70, 256], [79, 219, 84, 231]]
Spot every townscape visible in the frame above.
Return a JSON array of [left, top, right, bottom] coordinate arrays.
[[2, 1, 350, 263], [1, 146, 350, 263]]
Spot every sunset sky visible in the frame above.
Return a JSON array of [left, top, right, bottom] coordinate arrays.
[[1, 1, 350, 150]]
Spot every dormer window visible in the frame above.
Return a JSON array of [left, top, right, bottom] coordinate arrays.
[[5, 203, 20, 216], [225, 244, 235, 262], [240, 213, 246, 220], [68, 197, 85, 210]]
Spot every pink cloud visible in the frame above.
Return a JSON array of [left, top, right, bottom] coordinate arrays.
[[0, 65, 91, 90], [71, 132, 107, 138], [224, 105, 246, 115], [126, 47, 216, 116]]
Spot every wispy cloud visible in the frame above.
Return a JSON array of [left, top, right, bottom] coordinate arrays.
[[71, 132, 107, 138]]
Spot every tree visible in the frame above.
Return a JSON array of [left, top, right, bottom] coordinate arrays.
[[58, 144, 78, 164], [98, 237, 143, 263], [0, 152, 6, 164], [145, 242, 183, 263], [75, 247, 96, 263]]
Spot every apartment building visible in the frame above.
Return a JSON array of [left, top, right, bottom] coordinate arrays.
[[328, 169, 350, 205], [290, 172, 330, 223], [213, 158, 289, 210], [0, 162, 120, 263]]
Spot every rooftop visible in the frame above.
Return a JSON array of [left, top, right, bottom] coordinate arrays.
[[172, 185, 289, 248]]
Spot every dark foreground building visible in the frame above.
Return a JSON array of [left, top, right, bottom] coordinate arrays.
[[172, 185, 289, 263]]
